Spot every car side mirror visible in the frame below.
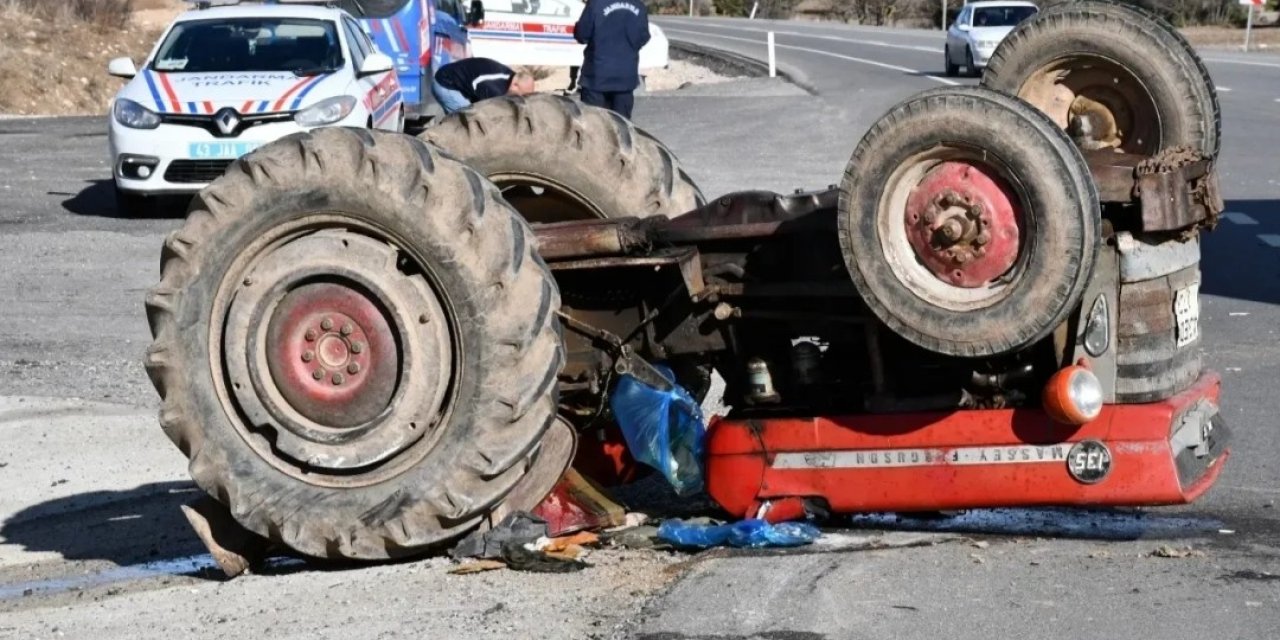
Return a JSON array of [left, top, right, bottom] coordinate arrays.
[[957, 23, 971, 32], [108, 57, 138, 79], [359, 53, 395, 76], [468, 0, 485, 26]]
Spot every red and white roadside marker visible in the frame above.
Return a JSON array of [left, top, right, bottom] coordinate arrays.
[[1241, 0, 1264, 52]]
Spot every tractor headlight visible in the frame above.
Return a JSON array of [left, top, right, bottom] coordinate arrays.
[[113, 99, 161, 130], [294, 96, 357, 127], [1044, 365, 1104, 425]]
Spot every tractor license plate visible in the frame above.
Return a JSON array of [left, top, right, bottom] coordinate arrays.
[[1174, 282, 1201, 348], [188, 142, 260, 160]]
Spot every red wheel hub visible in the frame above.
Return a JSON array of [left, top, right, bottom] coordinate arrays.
[[903, 161, 1022, 288], [266, 282, 400, 428]]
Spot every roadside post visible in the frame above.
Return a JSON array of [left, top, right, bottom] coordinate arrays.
[[1242, 0, 1262, 51], [767, 31, 776, 77], [942, 0, 947, 30]]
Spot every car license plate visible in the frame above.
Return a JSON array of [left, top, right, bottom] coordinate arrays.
[[1174, 282, 1200, 348], [188, 142, 261, 160]]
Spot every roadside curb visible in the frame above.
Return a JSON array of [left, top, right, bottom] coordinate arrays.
[[668, 39, 820, 95]]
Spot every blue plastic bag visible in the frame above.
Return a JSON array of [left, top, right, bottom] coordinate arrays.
[[609, 367, 706, 496], [657, 518, 822, 549]]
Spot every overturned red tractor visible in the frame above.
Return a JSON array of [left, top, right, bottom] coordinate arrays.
[[146, 1, 1229, 561]]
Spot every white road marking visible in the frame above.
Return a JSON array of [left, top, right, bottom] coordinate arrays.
[[1222, 211, 1258, 225], [664, 27, 960, 87], [1258, 234, 1280, 247], [1202, 56, 1280, 69], [1216, 86, 1232, 92]]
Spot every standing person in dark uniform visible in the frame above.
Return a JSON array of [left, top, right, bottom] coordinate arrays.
[[432, 57, 536, 115], [573, 0, 650, 119]]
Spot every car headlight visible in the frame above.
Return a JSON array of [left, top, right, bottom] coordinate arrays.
[[978, 40, 1001, 49], [113, 99, 161, 130], [294, 96, 358, 127]]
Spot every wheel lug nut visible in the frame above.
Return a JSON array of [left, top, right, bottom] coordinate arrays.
[[351, 342, 364, 354], [340, 323, 353, 336], [321, 318, 334, 331], [347, 363, 361, 375], [304, 329, 317, 342], [312, 369, 325, 381], [301, 351, 315, 363], [332, 373, 345, 385]]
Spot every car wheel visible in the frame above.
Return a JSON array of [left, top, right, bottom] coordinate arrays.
[[944, 46, 959, 77], [966, 47, 980, 77]]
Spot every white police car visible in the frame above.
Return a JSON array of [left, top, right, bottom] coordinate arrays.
[[107, 1, 404, 214]]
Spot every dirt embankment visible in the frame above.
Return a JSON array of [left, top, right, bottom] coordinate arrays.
[[0, 0, 181, 117]]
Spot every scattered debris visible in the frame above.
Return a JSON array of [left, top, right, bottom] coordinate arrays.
[[1088, 550, 1112, 559], [532, 469, 626, 537], [606, 512, 651, 531], [610, 368, 707, 496], [542, 531, 600, 553], [656, 518, 821, 550], [969, 553, 986, 565], [1218, 529, 1235, 535], [180, 496, 272, 578], [502, 541, 588, 573], [971, 540, 990, 549], [1152, 544, 1206, 558], [603, 525, 670, 551], [451, 512, 547, 561], [1229, 312, 1250, 317], [448, 560, 507, 575]]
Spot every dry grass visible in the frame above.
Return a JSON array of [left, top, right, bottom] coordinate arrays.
[[4, 0, 135, 30], [0, 2, 163, 115], [1182, 24, 1280, 49]]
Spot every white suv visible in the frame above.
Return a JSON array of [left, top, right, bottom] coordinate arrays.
[[107, 1, 404, 214], [944, 0, 1039, 77]]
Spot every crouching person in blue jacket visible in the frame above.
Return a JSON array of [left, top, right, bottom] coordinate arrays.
[[573, 0, 650, 119]]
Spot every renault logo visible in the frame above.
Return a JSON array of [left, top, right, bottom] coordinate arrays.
[[214, 108, 241, 136]]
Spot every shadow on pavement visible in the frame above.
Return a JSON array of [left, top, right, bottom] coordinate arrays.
[[59, 179, 192, 219], [1202, 199, 1280, 305], [1, 481, 208, 567]]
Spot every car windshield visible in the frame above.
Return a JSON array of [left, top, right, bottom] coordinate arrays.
[[972, 6, 1037, 27], [152, 18, 343, 74]]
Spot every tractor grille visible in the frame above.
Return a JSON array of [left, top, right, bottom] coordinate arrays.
[[165, 160, 234, 184]]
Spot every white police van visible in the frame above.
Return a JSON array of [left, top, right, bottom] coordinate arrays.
[[107, 0, 404, 214]]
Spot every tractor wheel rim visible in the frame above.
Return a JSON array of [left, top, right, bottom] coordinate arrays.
[[1017, 55, 1161, 154], [879, 147, 1030, 312], [221, 228, 454, 478], [903, 160, 1022, 289], [265, 282, 398, 429]]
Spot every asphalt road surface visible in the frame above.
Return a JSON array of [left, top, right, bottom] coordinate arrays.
[[2, 17, 1279, 639]]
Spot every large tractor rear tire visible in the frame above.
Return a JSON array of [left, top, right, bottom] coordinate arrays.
[[421, 94, 704, 222], [840, 86, 1100, 358], [145, 127, 564, 560], [982, 0, 1220, 157]]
